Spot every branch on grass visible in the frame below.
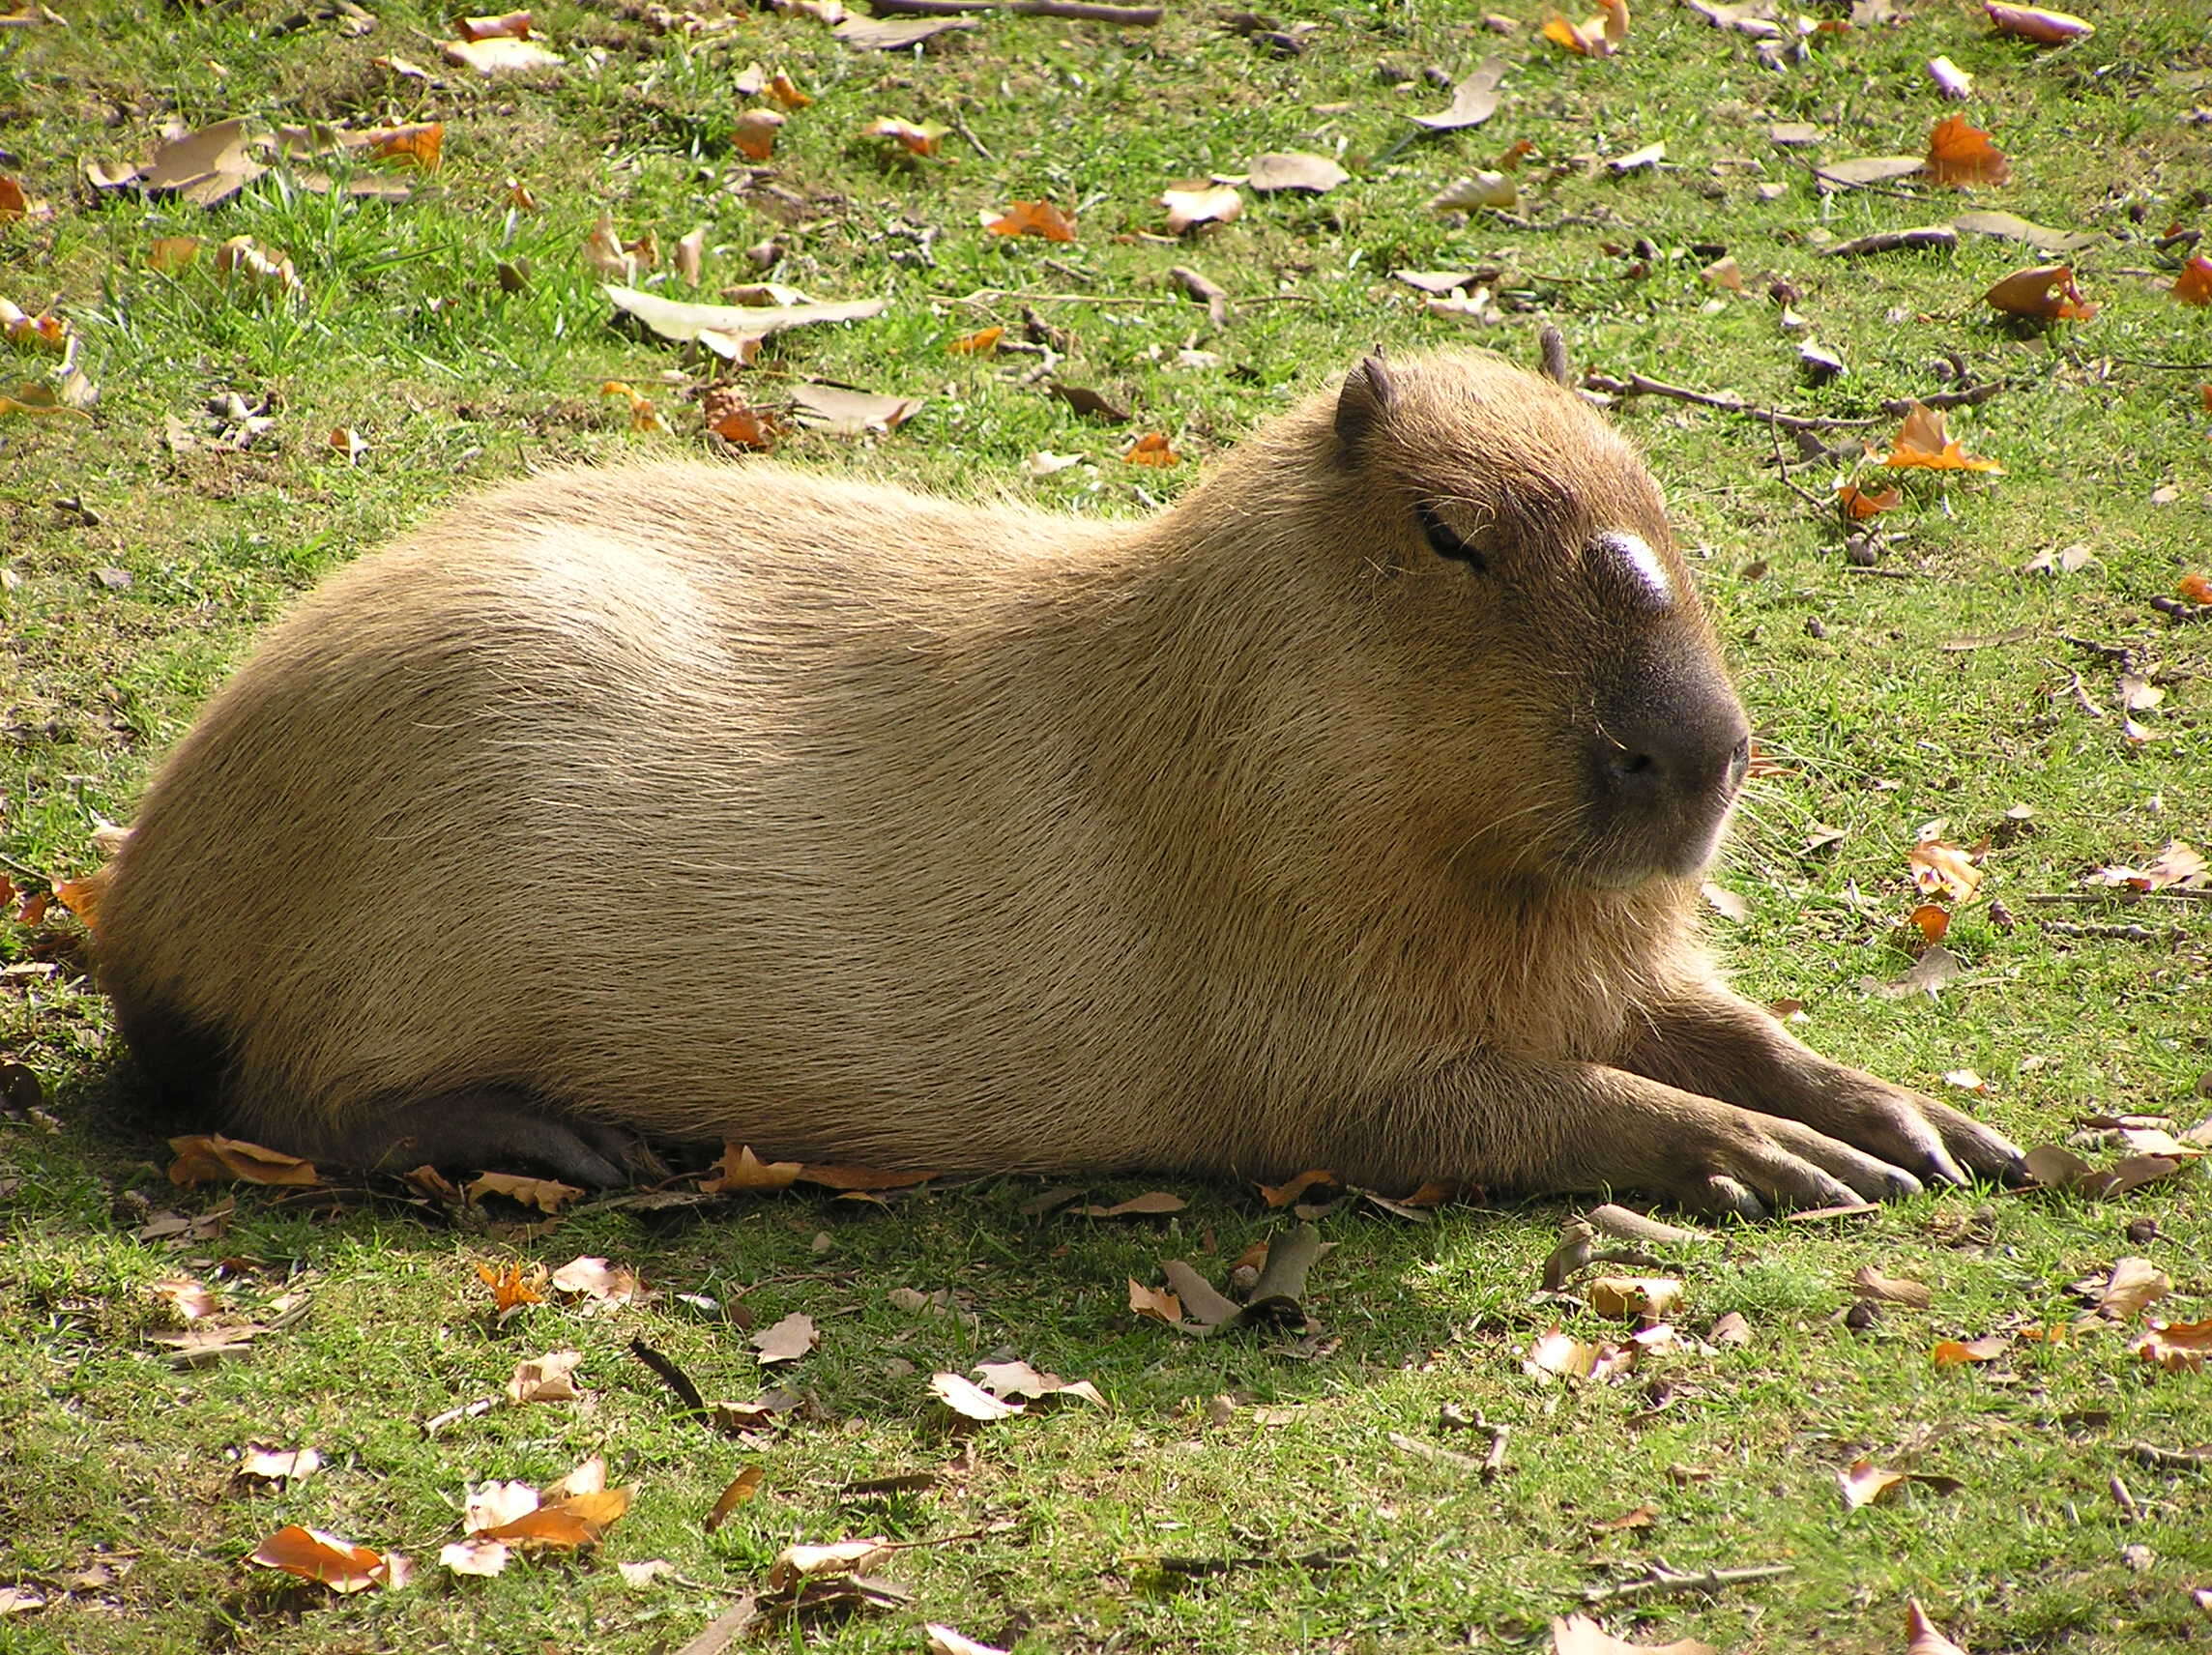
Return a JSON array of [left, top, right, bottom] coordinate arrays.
[[869, 0, 1163, 20], [1583, 370, 2015, 433], [1583, 1560, 1795, 1605], [1816, 224, 1959, 259], [630, 1337, 708, 1416]]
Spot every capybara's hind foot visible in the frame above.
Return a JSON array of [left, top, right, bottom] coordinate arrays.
[[328, 1089, 632, 1188]]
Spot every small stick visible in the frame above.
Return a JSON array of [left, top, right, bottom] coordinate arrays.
[[2110, 1473, 2139, 1521], [674, 1598, 761, 1655], [946, 109, 993, 160], [422, 1395, 497, 1437], [2130, 1442, 2212, 1468], [1167, 265, 1229, 328], [1764, 411, 1826, 508], [1585, 369, 2013, 432], [2020, 890, 2212, 907], [867, 0, 1163, 19], [1388, 1431, 1485, 1471], [2041, 920, 2185, 943], [1539, 324, 1571, 387], [1840, 566, 1926, 580], [1481, 1422, 1511, 1482], [631, 1337, 708, 1415], [1584, 1560, 1796, 1605], [1816, 224, 1960, 259]]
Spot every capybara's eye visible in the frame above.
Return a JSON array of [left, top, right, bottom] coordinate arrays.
[[1415, 502, 1487, 571]]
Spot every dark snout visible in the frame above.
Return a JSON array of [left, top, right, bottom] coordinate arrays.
[[1579, 646, 1751, 886]]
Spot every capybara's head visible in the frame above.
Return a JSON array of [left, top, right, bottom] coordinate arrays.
[[1216, 348, 1750, 893]]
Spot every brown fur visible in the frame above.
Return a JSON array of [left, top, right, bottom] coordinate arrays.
[[96, 349, 2021, 1211]]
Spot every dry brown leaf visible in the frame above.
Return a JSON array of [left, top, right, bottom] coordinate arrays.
[[1983, 1, 2091, 43], [1853, 1267, 1932, 1308], [931, 1371, 1023, 1419], [1077, 1191, 1186, 1218], [474, 1259, 546, 1313], [2132, 1316, 2212, 1372], [507, 1349, 584, 1404], [1840, 1457, 1908, 1509], [213, 236, 301, 299], [1924, 114, 2011, 187], [1984, 265, 2096, 320], [1412, 58, 1508, 131], [248, 1526, 407, 1592], [1907, 1599, 1972, 1655], [443, 35, 563, 73], [767, 71, 813, 107], [751, 1311, 818, 1365], [983, 199, 1077, 241], [701, 391, 784, 451], [701, 1144, 803, 1192], [239, 1445, 322, 1483], [705, 1465, 764, 1531], [1550, 1613, 1714, 1655], [926, 1626, 1010, 1655], [862, 116, 946, 157], [1836, 482, 1902, 520], [1160, 182, 1241, 234], [0, 174, 47, 223], [1259, 1170, 1340, 1207], [833, 13, 974, 47], [1910, 839, 1984, 903], [550, 1255, 640, 1303], [767, 1538, 889, 1590], [167, 1134, 319, 1188], [2171, 257, 2212, 307], [152, 1277, 217, 1321], [468, 1170, 584, 1212], [1127, 1279, 1184, 1323], [787, 384, 923, 439], [1246, 151, 1351, 191], [1710, 1311, 1753, 1346], [1427, 172, 1517, 212], [1869, 402, 2002, 473], [2099, 1257, 2173, 1319], [455, 9, 533, 39], [733, 108, 786, 161], [1933, 1332, 2010, 1366], [1586, 1276, 1682, 1318]]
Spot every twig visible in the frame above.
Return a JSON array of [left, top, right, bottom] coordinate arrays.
[[1584, 1560, 1796, 1605], [2130, 1442, 2212, 1469], [868, 0, 1162, 19], [1481, 1422, 1511, 1483], [1389, 1431, 1485, 1471], [2020, 889, 2212, 907], [1539, 324, 1570, 387], [1841, 566, 1925, 579], [946, 109, 993, 160], [422, 1395, 497, 1437], [2040, 920, 2186, 943], [1167, 265, 1229, 328], [1586, 369, 2014, 432], [2110, 1473, 2139, 1522], [630, 1337, 708, 1415], [674, 1598, 761, 1655], [1817, 224, 1959, 259], [1766, 410, 1826, 508]]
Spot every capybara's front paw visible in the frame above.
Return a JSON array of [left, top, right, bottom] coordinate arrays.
[[1775, 1077, 2026, 1190], [1653, 1103, 1930, 1219]]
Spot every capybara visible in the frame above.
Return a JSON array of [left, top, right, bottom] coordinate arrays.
[[95, 348, 2023, 1213]]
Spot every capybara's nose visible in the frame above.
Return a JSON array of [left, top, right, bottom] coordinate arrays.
[[1600, 713, 1752, 814]]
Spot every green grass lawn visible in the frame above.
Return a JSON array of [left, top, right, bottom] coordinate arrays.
[[3, 0, 2210, 1650]]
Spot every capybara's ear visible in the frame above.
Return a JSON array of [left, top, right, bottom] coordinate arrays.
[[1333, 349, 1400, 455]]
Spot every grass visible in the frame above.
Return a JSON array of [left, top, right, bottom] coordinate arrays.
[[3, 0, 2211, 1650]]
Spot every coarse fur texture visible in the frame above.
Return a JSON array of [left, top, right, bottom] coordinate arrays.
[[95, 349, 2023, 1213]]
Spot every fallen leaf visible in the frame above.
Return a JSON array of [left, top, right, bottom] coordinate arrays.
[[787, 383, 924, 439], [125, 118, 268, 208], [248, 1526, 406, 1593], [1427, 172, 1517, 212], [1925, 115, 2010, 187], [1710, 1311, 1752, 1347], [468, 1171, 584, 1212], [796, 1163, 935, 1190], [701, 391, 784, 450], [1609, 142, 1666, 174], [1837, 482, 1901, 519], [1984, 1, 2091, 43], [0, 174, 48, 222], [606, 286, 888, 357], [2099, 1257, 2172, 1319], [1933, 1332, 2009, 1366], [443, 36, 563, 73], [1907, 1599, 1971, 1655], [507, 1349, 585, 1404], [862, 116, 946, 157], [2173, 257, 2212, 307], [751, 1312, 818, 1365], [475, 1259, 546, 1313], [1122, 432, 1179, 466], [931, 1371, 1023, 1420], [1985, 265, 2096, 320], [1128, 1280, 1185, 1323], [1077, 1191, 1186, 1218], [701, 1144, 803, 1192], [767, 1538, 890, 1590], [167, 1134, 319, 1188], [1260, 1170, 1340, 1207], [983, 199, 1077, 242], [1853, 1267, 1932, 1308], [2133, 1317, 2212, 1372], [239, 1446, 323, 1484], [1840, 1458, 1908, 1509], [1700, 255, 1743, 292], [364, 121, 443, 170], [1928, 54, 1973, 100], [1412, 57, 1507, 130], [454, 10, 534, 40], [832, 13, 975, 48], [672, 224, 707, 286], [152, 1277, 218, 1320], [1586, 1276, 1682, 1319], [1550, 1612, 1714, 1655], [1816, 156, 1927, 190], [619, 1558, 678, 1588], [767, 71, 813, 107], [705, 1466, 764, 1531], [1952, 209, 2098, 251], [1160, 182, 1241, 233], [213, 236, 302, 300], [1910, 839, 1985, 903], [1247, 151, 1350, 191], [1869, 402, 2002, 473], [1047, 383, 1131, 422], [926, 1626, 1010, 1655], [733, 108, 786, 161], [147, 236, 201, 272]]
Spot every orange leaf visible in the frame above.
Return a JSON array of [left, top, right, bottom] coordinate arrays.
[[1122, 432, 1180, 467], [1542, 15, 1593, 53], [475, 1259, 547, 1312], [1909, 838, 1984, 903], [1258, 1169, 1340, 1207], [948, 326, 1003, 355], [455, 9, 533, 40], [2179, 572, 2212, 604], [984, 199, 1077, 242], [1983, 1, 2092, 43], [701, 393, 783, 451], [15, 889, 47, 926], [1924, 114, 2011, 187], [797, 1164, 936, 1190], [147, 236, 201, 272], [599, 380, 669, 434], [469, 1170, 584, 1211], [0, 174, 25, 221], [51, 867, 109, 932], [1869, 401, 2002, 473], [862, 116, 946, 158], [1907, 903, 1951, 944], [167, 1134, 321, 1188], [2199, 385, 2212, 415], [1933, 1332, 2009, 1366], [1835, 482, 1900, 520], [366, 121, 443, 171], [1984, 264, 2095, 320], [700, 1143, 802, 1191], [2171, 256, 2212, 307], [733, 109, 786, 162], [2132, 1316, 2212, 1371], [480, 1488, 631, 1547], [767, 71, 812, 108], [247, 1525, 402, 1593]]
